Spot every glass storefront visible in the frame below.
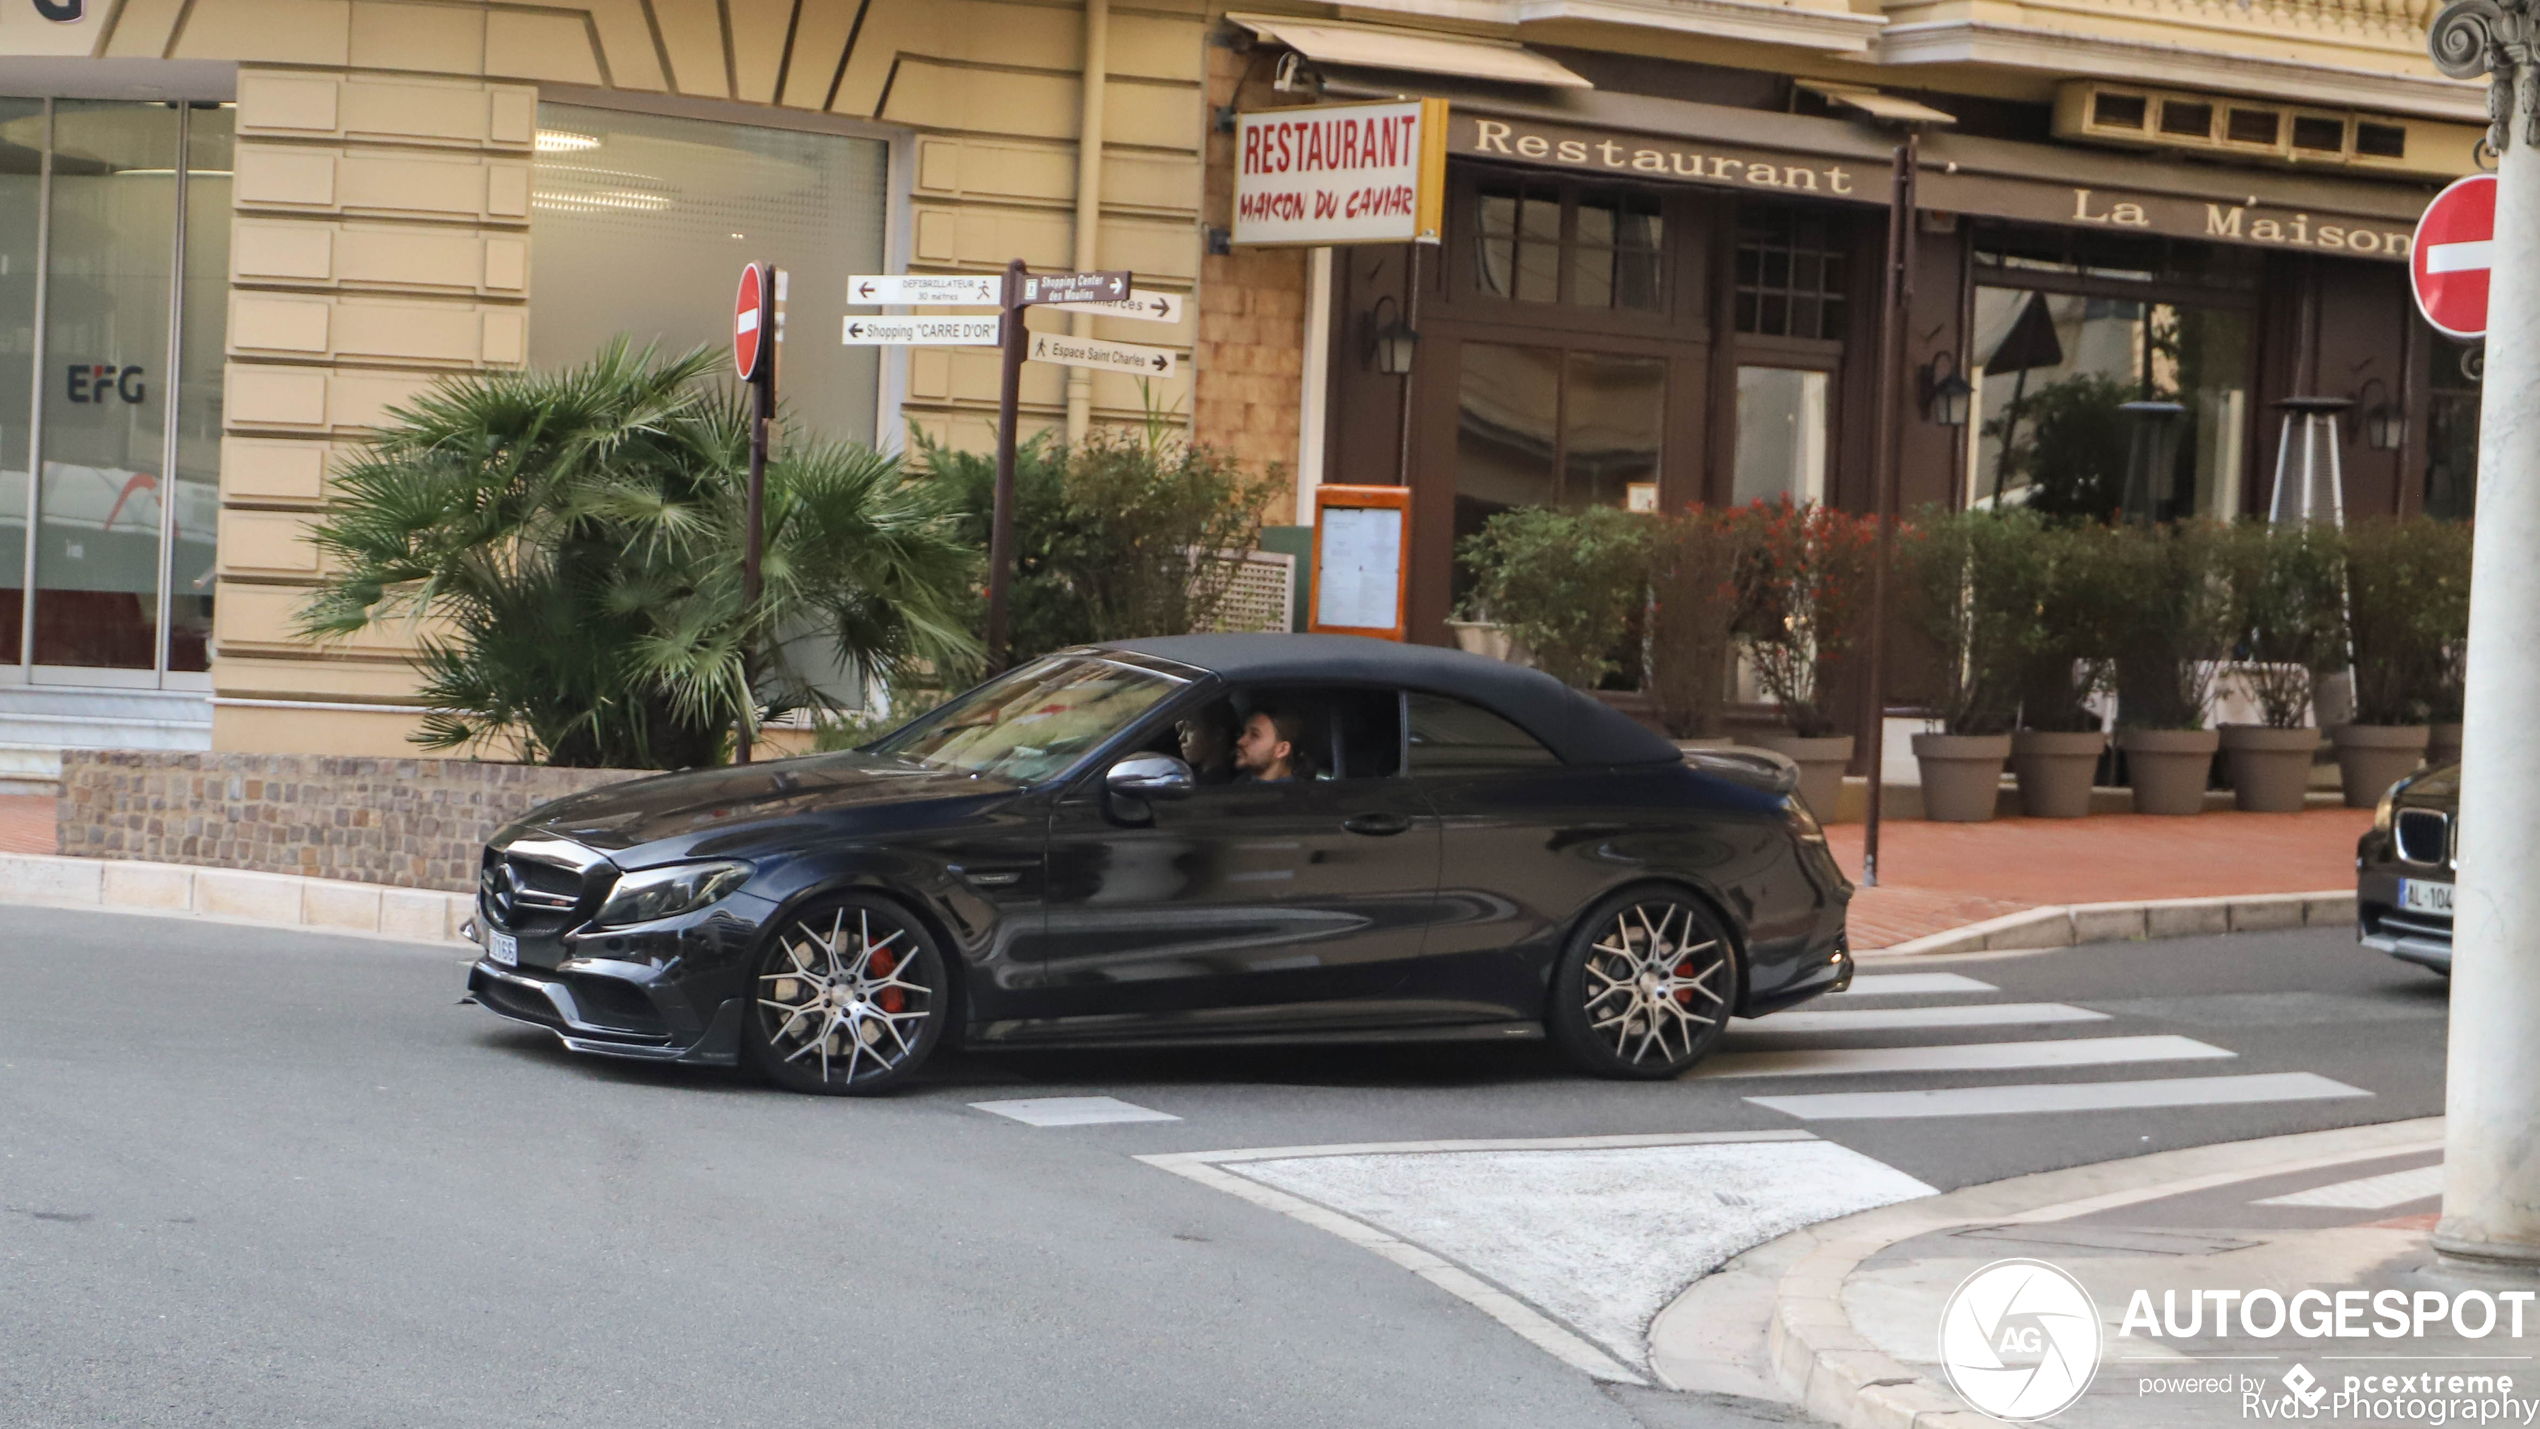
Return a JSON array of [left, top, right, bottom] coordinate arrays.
[[0, 98, 229, 686], [2425, 338, 2480, 521], [529, 103, 889, 444]]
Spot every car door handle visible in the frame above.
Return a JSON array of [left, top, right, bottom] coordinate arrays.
[[1342, 812, 1414, 837]]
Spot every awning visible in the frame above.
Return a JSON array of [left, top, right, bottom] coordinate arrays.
[[1227, 14, 1594, 90], [1795, 81, 1957, 127]]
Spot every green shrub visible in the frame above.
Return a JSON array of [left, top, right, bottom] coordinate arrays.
[[1897, 506, 2037, 736], [2106, 520, 2235, 730], [2215, 519, 2347, 729], [2348, 516, 2474, 725], [2011, 519, 2120, 732], [1456, 505, 1655, 691]]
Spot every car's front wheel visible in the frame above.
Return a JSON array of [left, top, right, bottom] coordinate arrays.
[[743, 894, 948, 1095], [1548, 889, 1738, 1079]]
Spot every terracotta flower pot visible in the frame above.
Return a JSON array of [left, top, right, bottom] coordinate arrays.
[[1747, 732, 1853, 818], [2331, 724, 2430, 808], [2428, 722, 2464, 772], [2219, 724, 2322, 813], [1912, 733, 2012, 823], [2116, 727, 2220, 816], [2012, 730, 2108, 819]]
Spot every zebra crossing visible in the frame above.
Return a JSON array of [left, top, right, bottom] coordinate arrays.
[[1704, 970, 2375, 1121]]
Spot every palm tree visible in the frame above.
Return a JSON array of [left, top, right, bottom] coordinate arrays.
[[299, 342, 979, 768]]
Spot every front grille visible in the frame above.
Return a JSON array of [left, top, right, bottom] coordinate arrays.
[[480, 842, 607, 933], [477, 978, 565, 1029], [2395, 808, 2451, 866]]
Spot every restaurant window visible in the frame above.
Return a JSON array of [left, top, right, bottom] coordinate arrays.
[[1474, 181, 1663, 313], [1734, 367, 1829, 505], [1962, 230, 2258, 520], [1453, 341, 1665, 605], [0, 99, 230, 683], [531, 103, 890, 444], [1734, 205, 1846, 340], [2425, 339, 2480, 521]]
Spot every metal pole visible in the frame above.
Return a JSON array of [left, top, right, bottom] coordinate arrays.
[[986, 256, 1028, 672], [2435, 0, 2540, 1268], [738, 261, 774, 764], [1395, 243, 1421, 487], [1861, 131, 1916, 889]]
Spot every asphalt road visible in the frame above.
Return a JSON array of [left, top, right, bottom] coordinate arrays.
[[0, 906, 2447, 1429]]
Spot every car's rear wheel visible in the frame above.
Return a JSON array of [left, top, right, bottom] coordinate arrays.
[[1548, 889, 1737, 1080], [743, 894, 947, 1095]]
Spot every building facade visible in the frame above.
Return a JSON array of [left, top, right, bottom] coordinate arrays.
[[0, 0, 2483, 776]]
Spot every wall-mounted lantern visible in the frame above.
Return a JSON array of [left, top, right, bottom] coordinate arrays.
[[1362, 295, 1418, 376], [1920, 351, 1973, 428], [2356, 377, 2406, 452]]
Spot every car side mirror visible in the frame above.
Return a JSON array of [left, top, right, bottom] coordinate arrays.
[[1107, 753, 1195, 800]]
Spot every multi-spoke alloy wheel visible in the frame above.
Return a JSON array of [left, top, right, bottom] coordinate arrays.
[[1548, 890, 1736, 1079], [743, 895, 947, 1095]]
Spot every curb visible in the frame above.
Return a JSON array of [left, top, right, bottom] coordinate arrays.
[[1737, 1116, 2444, 1429], [1869, 889, 2355, 957], [0, 853, 473, 947]]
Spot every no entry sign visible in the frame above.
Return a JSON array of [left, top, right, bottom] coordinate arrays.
[[2413, 174, 2496, 341], [735, 263, 770, 381]]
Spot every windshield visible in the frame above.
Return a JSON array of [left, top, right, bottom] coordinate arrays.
[[870, 656, 1188, 783]]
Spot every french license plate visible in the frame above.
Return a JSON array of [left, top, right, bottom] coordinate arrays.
[[487, 930, 519, 967], [2399, 879, 2454, 915]]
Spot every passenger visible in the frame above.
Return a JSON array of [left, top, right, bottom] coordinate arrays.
[[1235, 706, 1318, 783], [1177, 702, 1239, 785]]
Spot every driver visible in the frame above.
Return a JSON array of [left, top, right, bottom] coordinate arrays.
[[1176, 702, 1239, 785]]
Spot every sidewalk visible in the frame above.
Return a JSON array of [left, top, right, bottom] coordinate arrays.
[[1838, 808, 2373, 950], [1653, 1118, 2493, 1429]]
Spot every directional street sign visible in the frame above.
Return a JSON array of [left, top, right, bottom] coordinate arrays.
[[848, 273, 1000, 306], [1021, 269, 1130, 305], [1027, 330, 1179, 376], [2412, 174, 2496, 340], [843, 316, 1002, 346], [1046, 288, 1184, 324]]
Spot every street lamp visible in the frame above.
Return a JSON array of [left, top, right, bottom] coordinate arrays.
[[1920, 352, 1973, 427], [1362, 295, 1418, 376]]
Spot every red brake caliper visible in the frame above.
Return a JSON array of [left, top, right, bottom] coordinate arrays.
[[871, 947, 905, 1013], [1673, 961, 1695, 1004]]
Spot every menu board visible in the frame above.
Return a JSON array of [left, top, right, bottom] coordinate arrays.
[[1309, 486, 1411, 640]]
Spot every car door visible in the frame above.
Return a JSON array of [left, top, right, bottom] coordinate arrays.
[[1405, 689, 1593, 1021], [1018, 683, 1443, 1033]]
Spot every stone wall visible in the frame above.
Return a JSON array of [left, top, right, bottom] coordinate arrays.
[[58, 752, 650, 894], [1194, 39, 1308, 521]]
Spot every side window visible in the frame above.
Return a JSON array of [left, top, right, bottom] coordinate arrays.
[[1407, 692, 1561, 774], [1218, 684, 1405, 783]]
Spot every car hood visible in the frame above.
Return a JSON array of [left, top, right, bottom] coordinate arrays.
[[510, 752, 1026, 867], [2397, 762, 2460, 808]]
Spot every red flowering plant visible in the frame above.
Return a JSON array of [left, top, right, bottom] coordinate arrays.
[[1647, 504, 1761, 739], [1733, 497, 1880, 739]]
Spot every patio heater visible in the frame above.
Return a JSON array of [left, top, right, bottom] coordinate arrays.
[[2267, 395, 2354, 526], [2117, 400, 2185, 524]]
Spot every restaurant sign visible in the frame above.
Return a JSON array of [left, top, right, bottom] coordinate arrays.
[[1236, 99, 1450, 247], [1447, 111, 2423, 263]]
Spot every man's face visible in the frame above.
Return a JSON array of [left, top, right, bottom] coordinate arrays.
[[1235, 712, 1290, 777]]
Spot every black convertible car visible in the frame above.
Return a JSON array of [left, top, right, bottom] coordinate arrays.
[[464, 634, 1854, 1093]]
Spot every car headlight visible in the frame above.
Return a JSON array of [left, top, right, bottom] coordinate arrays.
[[594, 860, 753, 926], [2373, 785, 2399, 834]]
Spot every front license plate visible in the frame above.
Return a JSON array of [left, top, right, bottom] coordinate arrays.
[[2399, 879, 2454, 915], [487, 930, 519, 967]]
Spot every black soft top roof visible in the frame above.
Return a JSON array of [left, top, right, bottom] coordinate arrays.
[[1099, 633, 1684, 767]]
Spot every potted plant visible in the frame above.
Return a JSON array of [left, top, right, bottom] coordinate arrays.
[[1897, 507, 2028, 821], [2337, 517, 2462, 804], [2008, 519, 2115, 818], [1456, 505, 1653, 691], [2214, 520, 2344, 812], [1647, 504, 1758, 746], [2422, 518, 2474, 770], [1735, 498, 1879, 815], [2108, 520, 2234, 815]]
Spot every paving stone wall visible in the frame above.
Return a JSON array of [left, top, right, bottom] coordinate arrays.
[[57, 752, 650, 893]]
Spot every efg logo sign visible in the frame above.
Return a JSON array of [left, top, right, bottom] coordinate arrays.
[[1940, 1259, 2104, 1421], [33, 0, 84, 21]]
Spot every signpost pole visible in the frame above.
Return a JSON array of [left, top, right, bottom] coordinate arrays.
[[986, 257, 1029, 674], [738, 262, 776, 764], [1860, 130, 1917, 889], [2433, 0, 2540, 1270]]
